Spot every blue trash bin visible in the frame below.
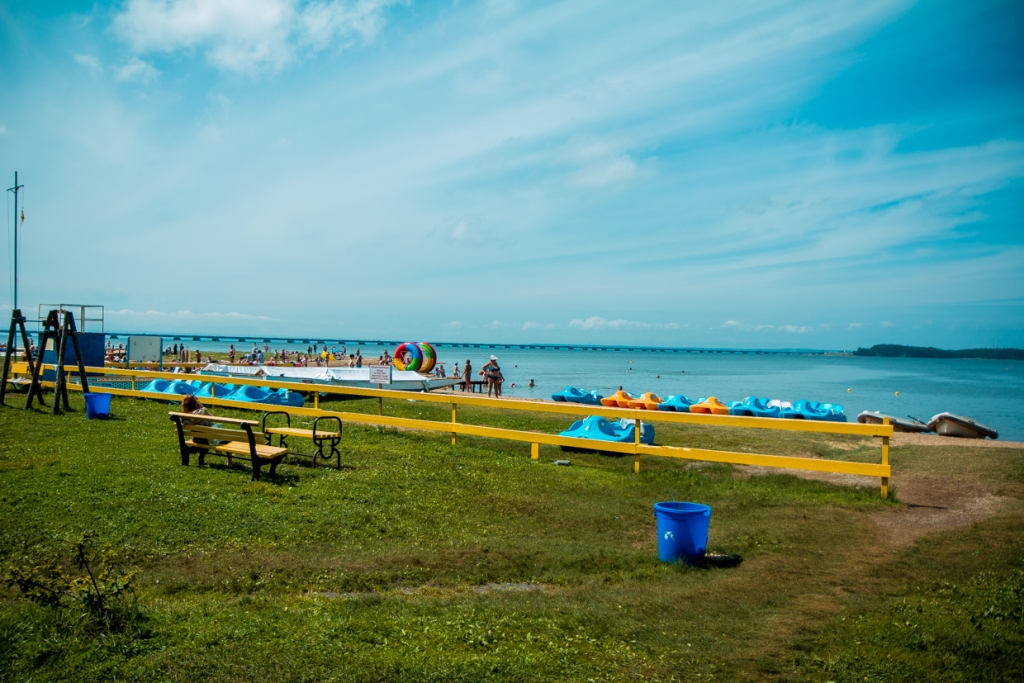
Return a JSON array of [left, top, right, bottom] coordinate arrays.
[[654, 501, 711, 563], [83, 393, 112, 420]]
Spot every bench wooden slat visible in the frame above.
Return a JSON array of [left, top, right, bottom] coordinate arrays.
[[180, 425, 255, 442], [265, 427, 340, 439], [168, 411, 257, 426], [184, 440, 287, 459]]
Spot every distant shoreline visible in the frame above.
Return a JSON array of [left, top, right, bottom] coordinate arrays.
[[96, 334, 1022, 360], [853, 344, 1024, 361]]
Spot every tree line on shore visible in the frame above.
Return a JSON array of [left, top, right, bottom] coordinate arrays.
[[853, 344, 1024, 360]]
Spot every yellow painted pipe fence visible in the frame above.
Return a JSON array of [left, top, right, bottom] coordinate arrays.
[[13, 363, 894, 496]]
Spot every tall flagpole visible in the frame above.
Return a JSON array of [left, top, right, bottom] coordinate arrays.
[[7, 172, 24, 311]]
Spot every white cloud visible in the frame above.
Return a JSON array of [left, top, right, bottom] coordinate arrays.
[[847, 322, 864, 329], [522, 321, 539, 330], [723, 320, 811, 333], [109, 308, 277, 321], [0, 125, 6, 136], [557, 135, 650, 188], [73, 53, 102, 71], [448, 320, 464, 328], [116, 56, 160, 83], [448, 217, 486, 245], [880, 321, 895, 328], [487, 320, 503, 329], [568, 316, 676, 330], [112, 0, 400, 73]]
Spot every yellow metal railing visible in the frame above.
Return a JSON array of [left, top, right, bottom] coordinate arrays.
[[13, 363, 894, 496]]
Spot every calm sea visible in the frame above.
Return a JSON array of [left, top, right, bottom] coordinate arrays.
[[165, 340, 1024, 441]]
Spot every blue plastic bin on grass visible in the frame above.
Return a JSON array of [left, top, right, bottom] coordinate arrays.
[[654, 501, 711, 563], [83, 393, 111, 420]]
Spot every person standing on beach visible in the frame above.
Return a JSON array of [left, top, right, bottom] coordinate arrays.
[[463, 360, 472, 391], [481, 355, 503, 397]]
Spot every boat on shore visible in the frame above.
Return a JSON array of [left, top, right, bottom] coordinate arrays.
[[857, 411, 930, 433], [926, 412, 998, 439], [200, 364, 461, 392]]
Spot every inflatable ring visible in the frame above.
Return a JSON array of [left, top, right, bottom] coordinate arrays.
[[417, 342, 437, 374], [393, 342, 423, 371]]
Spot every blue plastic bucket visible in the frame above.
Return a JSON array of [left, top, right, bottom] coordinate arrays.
[[654, 501, 711, 563], [83, 393, 112, 420]]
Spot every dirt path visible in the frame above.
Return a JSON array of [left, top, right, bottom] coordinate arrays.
[[738, 457, 1021, 547], [869, 474, 1018, 546]]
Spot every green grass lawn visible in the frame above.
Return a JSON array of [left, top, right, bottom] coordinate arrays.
[[0, 392, 1021, 681]]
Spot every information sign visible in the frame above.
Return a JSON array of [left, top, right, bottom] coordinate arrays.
[[369, 365, 392, 385]]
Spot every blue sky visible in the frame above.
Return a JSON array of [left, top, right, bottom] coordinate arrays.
[[1, 0, 1022, 349]]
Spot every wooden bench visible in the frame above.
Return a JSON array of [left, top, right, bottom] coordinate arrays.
[[261, 411, 342, 468], [169, 412, 288, 481]]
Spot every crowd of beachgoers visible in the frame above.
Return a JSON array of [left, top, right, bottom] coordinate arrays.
[[99, 342, 529, 398]]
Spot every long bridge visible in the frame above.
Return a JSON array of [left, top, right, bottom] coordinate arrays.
[[104, 333, 843, 356]]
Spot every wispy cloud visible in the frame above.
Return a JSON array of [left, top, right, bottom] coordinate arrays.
[[116, 57, 160, 83], [109, 309, 277, 321], [569, 317, 678, 331], [723, 320, 812, 333], [72, 53, 101, 71], [112, 0, 400, 73]]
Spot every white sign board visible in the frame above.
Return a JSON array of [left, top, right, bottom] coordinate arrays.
[[127, 335, 162, 364], [369, 365, 392, 385]]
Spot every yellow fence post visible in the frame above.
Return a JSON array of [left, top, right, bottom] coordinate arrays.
[[531, 442, 539, 460], [881, 417, 890, 499], [451, 401, 457, 445], [634, 417, 641, 473], [131, 376, 135, 391], [211, 383, 215, 399], [378, 383, 383, 416], [314, 392, 319, 410]]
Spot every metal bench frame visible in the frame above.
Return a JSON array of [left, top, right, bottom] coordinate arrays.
[[260, 411, 343, 469]]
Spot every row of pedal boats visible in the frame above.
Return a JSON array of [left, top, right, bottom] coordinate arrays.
[[552, 387, 847, 421], [551, 387, 999, 439]]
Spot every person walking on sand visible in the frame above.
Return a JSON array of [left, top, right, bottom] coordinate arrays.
[[462, 359, 472, 391]]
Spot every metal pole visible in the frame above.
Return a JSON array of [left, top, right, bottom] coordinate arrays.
[[7, 172, 25, 311]]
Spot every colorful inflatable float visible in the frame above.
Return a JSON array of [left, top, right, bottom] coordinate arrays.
[[393, 342, 437, 374]]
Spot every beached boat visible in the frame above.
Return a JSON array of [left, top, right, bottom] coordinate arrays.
[[551, 386, 604, 405], [200, 364, 460, 392], [728, 397, 781, 419], [856, 411, 930, 433], [926, 412, 998, 439], [779, 400, 847, 422], [559, 415, 655, 445], [628, 392, 663, 410], [600, 389, 636, 408], [659, 395, 698, 412], [689, 397, 731, 415]]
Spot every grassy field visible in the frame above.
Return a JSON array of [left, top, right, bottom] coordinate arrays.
[[0, 391, 1021, 681]]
